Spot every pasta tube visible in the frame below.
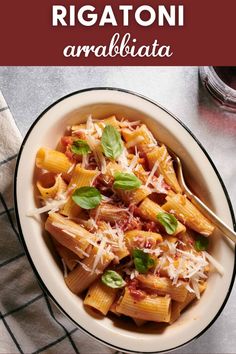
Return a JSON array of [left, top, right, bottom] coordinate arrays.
[[109, 300, 121, 316], [162, 193, 214, 236], [61, 166, 99, 217], [138, 198, 186, 236], [84, 279, 118, 315], [97, 221, 129, 260], [106, 161, 122, 176], [96, 115, 120, 129], [169, 282, 207, 323], [45, 213, 93, 258], [122, 125, 155, 148], [36, 174, 67, 200], [146, 145, 182, 193], [116, 288, 171, 322], [125, 230, 163, 250], [133, 164, 148, 184], [36, 147, 73, 174], [137, 275, 188, 302], [65, 247, 114, 294], [116, 186, 151, 206], [90, 204, 128, 223], [53, 240, 79, 271], [71, 116, 119, 136]]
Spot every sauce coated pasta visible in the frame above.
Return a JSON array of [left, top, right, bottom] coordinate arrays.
[[31, 114, 223, 326]]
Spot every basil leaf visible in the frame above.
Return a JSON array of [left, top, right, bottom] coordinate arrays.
[[101, 125, 123, 160], [113, 172, 142, 190], [72, 187, 101, 209], [133, 249, 155, 274], [71, 139, 90, 155], [195, 235, 209, 252], [101, 270, 126, 289], [157, 212, 178, 235]]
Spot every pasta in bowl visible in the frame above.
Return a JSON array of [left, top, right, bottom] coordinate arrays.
[[15, 88, 235, 353]]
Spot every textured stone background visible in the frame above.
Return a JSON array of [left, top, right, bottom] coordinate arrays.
[[0, 66, 235, 353]]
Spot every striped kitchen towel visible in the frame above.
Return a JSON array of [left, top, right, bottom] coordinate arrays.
[[0, 91, 117, 354]]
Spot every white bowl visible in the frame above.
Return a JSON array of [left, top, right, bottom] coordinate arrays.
[[14, 88, 235, 353]]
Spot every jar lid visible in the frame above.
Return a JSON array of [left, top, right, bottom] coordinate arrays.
[[199, 66, 236, 112]]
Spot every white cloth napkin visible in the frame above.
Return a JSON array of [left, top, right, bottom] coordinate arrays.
[[0, 91, 118, 354]]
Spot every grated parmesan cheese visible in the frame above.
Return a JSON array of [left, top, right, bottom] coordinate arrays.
[[61, 259, 68, 278], [191, 278, 200, 299], [75, 260, 101, 275], [51, 221, 89, 239], [74, 246, 89, 258], [145, 160, 159, 187], [153, 240, 210, 298], [117, 147, 130, 172], [204, 251, 224, 276], [145, 128, 158, 146], [86, 115, 95, 134], [130, 269, 139, 280], [67, 163, 75, 174], [91, 236, 107, 273], [94, 123, 103, 138], [27, 198, 68, 217], [87, 135, 107, 173], [128, 154, 139, 171], [152, 175, 168, 194], [81, 154, 89, 169]]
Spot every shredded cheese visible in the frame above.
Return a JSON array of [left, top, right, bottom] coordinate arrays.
[[145, 128, 158, 145], [191, 278, 200, 299], [87, 135, 107, 173], [91, 236, 107, 273], [27, 198, 68, 217], [86, 115, 95, 134], [81, 154, 89, 169], [204, 251, 224, 276], [117, 147, 130, 172], [74, 247, 89, 258], [130, 269, 139, 280], [94, 123, 103, 138], [67, 163, 75, 174], [75, 260, 101, 275], [153, 240, 210, 297], [61, 259, 68, 278], [145, 160, 159, 187], [128, 154, 139, 171]]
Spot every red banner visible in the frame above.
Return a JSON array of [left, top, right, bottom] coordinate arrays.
[[0, 0, 235, 65]]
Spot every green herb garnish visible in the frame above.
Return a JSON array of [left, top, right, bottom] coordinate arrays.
[[101, 125, 123, 160], [113, 172, 142, 190], [101, 270, 126, 288], [195, 235, 209, 252], [71, 139, 90, 155], [157, 212, 178, 235], [133, 249, 155, 274], [72, 187, 101, 209]]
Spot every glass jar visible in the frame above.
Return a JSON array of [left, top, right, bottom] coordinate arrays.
[[199, 66, 236, 112]]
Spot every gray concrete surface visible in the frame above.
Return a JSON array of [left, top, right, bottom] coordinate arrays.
[[0, 66, 235, 353]]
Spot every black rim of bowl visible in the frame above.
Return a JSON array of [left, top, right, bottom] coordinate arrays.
[[14, 87, 236, 354]]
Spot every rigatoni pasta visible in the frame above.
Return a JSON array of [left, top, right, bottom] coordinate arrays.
[[138, 197, 186, 236], [36, 147, 73, 174], [31, 114, 219, 327], [84, 278, 118, 315], [116, 288, 171, 323], [162, 192, 214, 236]]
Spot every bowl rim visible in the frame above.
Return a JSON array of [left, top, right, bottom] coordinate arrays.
[[14, 86, 236, 354]]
